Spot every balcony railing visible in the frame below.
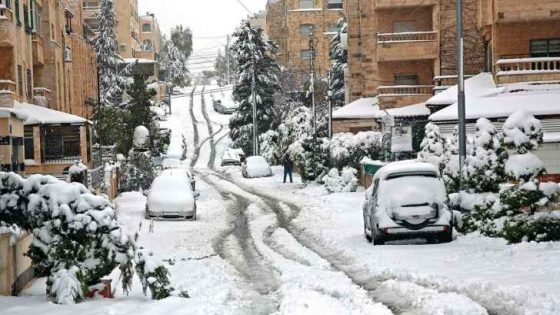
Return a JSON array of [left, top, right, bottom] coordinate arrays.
[[496, 56, 560, 84], [377, 31, 437, 43], [375, 0, 437, 10], [378, 85, 434, 96]]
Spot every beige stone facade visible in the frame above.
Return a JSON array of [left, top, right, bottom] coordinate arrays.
[[266, 0, 344, 83], [138, 13, 161, 60]]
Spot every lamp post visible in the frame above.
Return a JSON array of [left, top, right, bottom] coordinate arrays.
[[457, 0, 467, 191]]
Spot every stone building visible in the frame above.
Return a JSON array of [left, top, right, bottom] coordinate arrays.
[[83, 0, 141, 59], [138, 12, 161, 61], [266, 0, 345, 84], [344, 0, 486, 109]]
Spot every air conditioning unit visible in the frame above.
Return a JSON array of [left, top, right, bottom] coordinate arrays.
[[340, 33, 348, 50], [64, 46, 72, 62]]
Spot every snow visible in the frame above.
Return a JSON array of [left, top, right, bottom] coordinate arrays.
[[122, 58, 156, 64], [242, 156, 272, 178], [323, 167, 359, 193], [383, 102, 430, 118], [505, 152, 545, 179], [503, 111, 542, 147], [13, 102, 89, 125], [147, 175, 195, 213], [426, 73, 502, 107], [133, 126, 150, 148], [378, 175, 447, 209], [375, 160, 440, 180], [332, 97, 381, 119]]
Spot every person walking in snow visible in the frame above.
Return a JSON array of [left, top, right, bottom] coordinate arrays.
[[283, 154, 294, 183]]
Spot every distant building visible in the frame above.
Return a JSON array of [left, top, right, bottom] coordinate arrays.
[[138, 12, 162, 61], [266, 0, 344, 84]]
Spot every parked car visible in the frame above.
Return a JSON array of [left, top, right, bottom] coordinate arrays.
[[221, 149, 242, 166], [242, 156, 273, 178], [146, 172, 197, 220], [161, 159, 196, 191], [363, 161, 453, 245]]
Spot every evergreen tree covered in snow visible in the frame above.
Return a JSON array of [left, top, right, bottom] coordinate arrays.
[[170, 25, 193, 60], [120, 126, 156, 192], [0, 173, 173, 304], [229, 22, 280, 154], [94, 0, 124, 106], [464, 118, 508, 193], [163, 41, 189, 88], [500, 111, 546, 215], [288, 135, 330, 182], [442, 126, 461, 193], [417, 123, 446, 173], [328, 18, 347, 108]]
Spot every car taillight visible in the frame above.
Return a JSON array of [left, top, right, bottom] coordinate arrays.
[[444, 225, 449, 232], [383, 228, 389, 234]]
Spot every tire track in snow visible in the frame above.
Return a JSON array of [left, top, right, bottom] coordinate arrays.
[[189, 86, 202, 168]]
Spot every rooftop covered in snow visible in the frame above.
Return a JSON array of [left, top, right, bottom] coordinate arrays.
[[430, 84, 560, 122], [426, 73, 503, 107], [14, 102, 90, 125], [381, 102, 430, 119], [332, 97, 381, 119]]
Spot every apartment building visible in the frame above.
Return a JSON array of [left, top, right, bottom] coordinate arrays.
[[83, 0, 140, 59], [0, 0, 95, 176], [138, 12, 161, 61], [344, 0, 486, 109], [266, 0, 344, 83]]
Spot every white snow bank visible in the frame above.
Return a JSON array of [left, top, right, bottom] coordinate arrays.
[[14, 102, 89, 125], [505, 152, 544, 179], [426, 73, 502, 106]]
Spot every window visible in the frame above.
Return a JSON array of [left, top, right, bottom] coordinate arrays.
[[15, 0, 21, 26], [300, 49, 312, 59], [299, 24, 314, 35], [327, 23, 339, 33], [17, 65, 23, 97], [327, 0, 343, 9], [23, 4, 30, 33], [299, 0, 314, 9], [530, 39, 560, 57], [142, 23, 151, 32], [393, 21, 416, 33], [142, 39, 153, 51], [26, 69, 32, 98], [24, 126, 34, 160], [32, 1, 41, 33], [394, 73, 418, 86], [44, 126, 81, 161]]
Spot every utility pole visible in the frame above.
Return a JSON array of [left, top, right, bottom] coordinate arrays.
[[457, 0, 467, 191], [308, 27, 317, 134], [251, 54, 258, 156], [327, 70, 333, 138], [226, 35, 231, 85]]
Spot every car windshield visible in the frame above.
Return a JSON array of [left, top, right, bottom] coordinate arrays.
[[378, 174, 446, 209]]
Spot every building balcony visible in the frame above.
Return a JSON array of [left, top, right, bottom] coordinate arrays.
[[133, 50, 156, 61], [377, 85, 433, 108], [496, 57, 560, 85], [0, 9, 16, 47], [82, 6, 100, 20], [376, 31, 438, 62], [0, 80, 16, 107], [32, 33, 44, 66], [375, 0, 437, 10], [496, 0, 560, 23]]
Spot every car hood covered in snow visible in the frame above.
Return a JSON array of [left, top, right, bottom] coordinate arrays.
[[243, 156, 272, 178], [147, 175, 195, 212]]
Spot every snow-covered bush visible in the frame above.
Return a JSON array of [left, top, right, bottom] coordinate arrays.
[[453, 192, 499, 237], [0, 172, 175, 304], [501, 212, 560, 243], [288, 135, 330, 182], [259, 130, 280, 165], [500, 112, 547, 215], [330, 131, 382, 170], [442, 126, 461, 193], [68, 161, 88, 184], [136, 249, 174, 300], [120, 126, 156, 192], [323, 167, 359, 193], [417, 123, 446, 172]]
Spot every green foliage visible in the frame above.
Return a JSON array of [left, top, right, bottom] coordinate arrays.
[[289, 135, 330, 182], [93, 105, 127, 152], [501, 214, 560, 243], [136, 250, 174, 300], [120, 150, 156, 192], [170, 25, 193, 60], [458, 203, 498, 237], [328, 18, 347, 108]]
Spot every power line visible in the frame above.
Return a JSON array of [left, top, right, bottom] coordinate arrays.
[[234, 0, 253, 15]]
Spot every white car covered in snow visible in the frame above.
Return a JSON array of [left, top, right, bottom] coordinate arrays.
[[221, 148, 244, 166], [363, 161, 453, 245], [146, 171, 197, 220], [242, 156, 273, 178]]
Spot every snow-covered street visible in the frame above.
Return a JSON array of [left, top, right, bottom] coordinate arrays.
[[3, 87, 559, 315]]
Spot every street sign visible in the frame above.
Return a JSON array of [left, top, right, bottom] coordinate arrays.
[[391, 126, 413, 153]]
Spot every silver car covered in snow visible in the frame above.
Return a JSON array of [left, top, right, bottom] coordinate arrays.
[[363, 161, 453, 245]]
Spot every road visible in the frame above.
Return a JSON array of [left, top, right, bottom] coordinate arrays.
[[172, 86, 491, 315]]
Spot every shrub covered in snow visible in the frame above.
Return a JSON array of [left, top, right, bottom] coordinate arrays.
[[442, 126, 461, 193], [0, 172, 174, 304], [501, 212, 560, 243], [120, 126, 156, 192], [136, 249, 174, 299], [323, 167, 359, 193], [330, 131, 382, 170], [288, 135, 330, 182], [259, 130, 281, 165], [417, 123, 446, 172]]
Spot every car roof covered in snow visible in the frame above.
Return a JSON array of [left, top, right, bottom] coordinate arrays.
[[374, 160, 440, 181]]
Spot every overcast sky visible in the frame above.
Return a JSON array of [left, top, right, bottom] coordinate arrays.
[[139, 0, 267, 73]]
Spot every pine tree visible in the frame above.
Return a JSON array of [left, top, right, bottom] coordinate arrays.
[[120, 126, 156, 192], [328, 18, 348, 108], [170, 25, 193, 60], [163, 41, 189, 89], [500, 111, 546, 215], [463, 118, 508, 193], [229, 22, 280, 155], [417, 123, 446, 173], [442, 126, 461, 193], [94, 0, 124, 106]]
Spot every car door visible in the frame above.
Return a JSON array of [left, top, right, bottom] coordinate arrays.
[[365, 179, 380, 230]]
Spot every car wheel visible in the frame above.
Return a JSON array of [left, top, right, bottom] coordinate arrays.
[[440, 227, 453, 243], [372, 230, 385, 245], [364, 220, 372, 243]]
